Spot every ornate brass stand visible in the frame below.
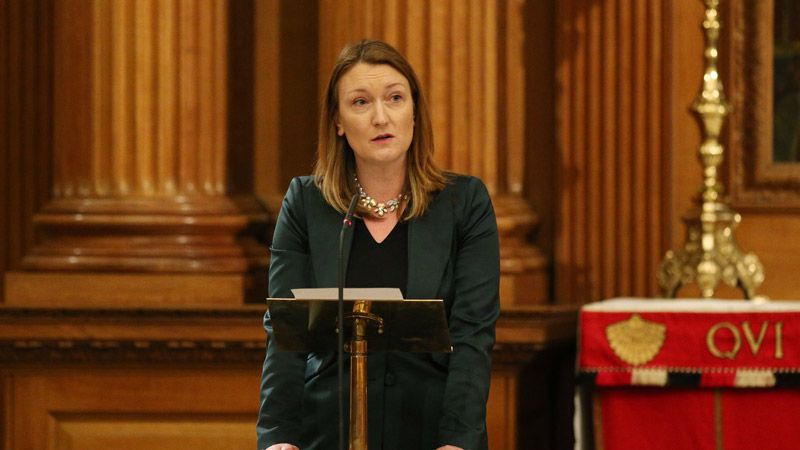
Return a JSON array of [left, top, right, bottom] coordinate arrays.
[[343, 301, 383, 450], [657, 0, 764, 299]]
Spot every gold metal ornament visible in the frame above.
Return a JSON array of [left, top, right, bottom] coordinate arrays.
[[605, 314, 667, 366], [657, 0, 764, 299]]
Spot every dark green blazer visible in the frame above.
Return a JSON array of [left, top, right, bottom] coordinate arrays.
[[257, 175, 500, 450]]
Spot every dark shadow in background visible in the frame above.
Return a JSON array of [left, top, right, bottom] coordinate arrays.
[[228, 0, 256, 195]]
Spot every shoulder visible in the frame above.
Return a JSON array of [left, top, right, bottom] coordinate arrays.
[[283, 176, 324, 203], [288, 175, 318, 191], [439, 173, 492, 205]]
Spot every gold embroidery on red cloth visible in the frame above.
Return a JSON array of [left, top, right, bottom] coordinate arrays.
[[605, 314, 667, 366]]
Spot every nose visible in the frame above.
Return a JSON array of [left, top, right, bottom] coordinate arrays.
[[372, 101, 388, 126]]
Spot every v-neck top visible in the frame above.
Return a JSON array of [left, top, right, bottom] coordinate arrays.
[[345, 218, 409, 298]]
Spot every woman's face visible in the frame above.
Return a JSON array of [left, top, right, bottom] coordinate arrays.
[[336, 63, 415, 171]]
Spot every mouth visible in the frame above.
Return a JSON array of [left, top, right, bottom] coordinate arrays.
[[371, 134, 394, 142]]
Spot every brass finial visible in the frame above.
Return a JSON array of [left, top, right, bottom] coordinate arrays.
[[657, 0, 765, 299]]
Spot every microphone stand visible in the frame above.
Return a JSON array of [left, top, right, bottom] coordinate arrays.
[[339, 194, 359, 450]]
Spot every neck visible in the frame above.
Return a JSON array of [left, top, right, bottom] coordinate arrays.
[[355, 162, 406, 202]]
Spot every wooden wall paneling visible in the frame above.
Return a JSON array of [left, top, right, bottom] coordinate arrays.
[[555, 0, 670, 304], [254, 0, 280, 210], [1, 0, 9, 303], [6, 0, 270, 305], [647, 0, 667, 298], [504, 0, 525, 196], [523, 0, 557, 264], [554, 0, 570, 303], [20, 0, 36, 261], [486, 368, 517, 450], [667, 0, 705, 254], [179, 0, 199, 194], [157, 0, 178, 196], [35, 0, 53, 242], [428, 0, 452, 168], [254, 0, 318, 213], [598, 0, 614, 301], [10, 371, 260, 450], [617, 0, 633, 297], [0, 0, 53, 304], [586, 0, 601, 304], [136, 0, 155, 196], [631, 0, 646, 295], [404, 1, 429, 99], [7, 0, 23, 274], [276, 1, 319, 196], [494, 0, 549, 306], [2, 375, 10, 450]]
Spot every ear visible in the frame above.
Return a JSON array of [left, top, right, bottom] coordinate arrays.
[[336, 122, 345, 136]]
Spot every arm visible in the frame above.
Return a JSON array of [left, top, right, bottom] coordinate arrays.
[[257, 178, 311, 449], [438, 178, 501, 450]]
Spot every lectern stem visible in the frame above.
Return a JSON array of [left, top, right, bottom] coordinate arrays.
[[350, 350, 368, 449], [349, 301, 370, 450]]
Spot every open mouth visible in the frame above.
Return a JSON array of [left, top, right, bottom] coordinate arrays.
[[372, 134, 394, 142]]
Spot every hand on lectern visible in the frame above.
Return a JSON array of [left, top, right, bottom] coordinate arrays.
[[265, 444, 299, 450]]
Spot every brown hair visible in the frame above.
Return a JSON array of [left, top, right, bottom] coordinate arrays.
[[313, 39, 448, 220]]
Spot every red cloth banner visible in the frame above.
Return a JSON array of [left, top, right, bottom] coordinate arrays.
[[579, 299, 800, 386], [578, 299, 800, 450]]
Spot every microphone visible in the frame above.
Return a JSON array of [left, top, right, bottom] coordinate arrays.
[[343, 192, 359, 229], [338, 193, 358, 450]]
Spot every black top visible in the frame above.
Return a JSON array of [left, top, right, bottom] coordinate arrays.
[[345, 218, 408, 298]]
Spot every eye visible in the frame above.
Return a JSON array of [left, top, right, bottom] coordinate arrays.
[[352, 98, 368, 107], [389, 94, 403, 102]]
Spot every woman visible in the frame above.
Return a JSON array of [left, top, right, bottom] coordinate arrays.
[[258, 40, 500, 450]]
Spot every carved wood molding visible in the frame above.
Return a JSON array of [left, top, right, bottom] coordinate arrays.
[[0, 305, 267, 364], [0, 305, 577, 365], [0, 339, 266, 365], [726, 0, 800, 209]]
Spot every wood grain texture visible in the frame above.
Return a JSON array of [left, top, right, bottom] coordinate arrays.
[[254, 0, 318, 212], [10, 372, 261, 450], [0, 304, 576, 450], [6, 0, 270, 297], [486, 370, 516, 450], [0, 0, 7, 305], [0, 0, 52, 303], [555, 0, 670, 304]]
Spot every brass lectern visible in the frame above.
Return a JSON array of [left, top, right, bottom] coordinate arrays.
[[268, 292, 451, 450]]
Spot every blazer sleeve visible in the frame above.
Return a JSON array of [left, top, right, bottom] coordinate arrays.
[[438, 177, 501, 449], [257, 177, 311, 449]]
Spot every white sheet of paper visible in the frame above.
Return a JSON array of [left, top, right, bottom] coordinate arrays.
[[291, 287, 404, 301]]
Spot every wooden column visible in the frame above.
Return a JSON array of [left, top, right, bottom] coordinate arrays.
[[555, 0, 671, 304], [318, 0, 548, 306], [5, 0, 268, 305]]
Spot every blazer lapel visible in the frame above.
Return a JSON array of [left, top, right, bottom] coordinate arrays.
[[310, 205, 355, 289], [407, 190, 453, 300]]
